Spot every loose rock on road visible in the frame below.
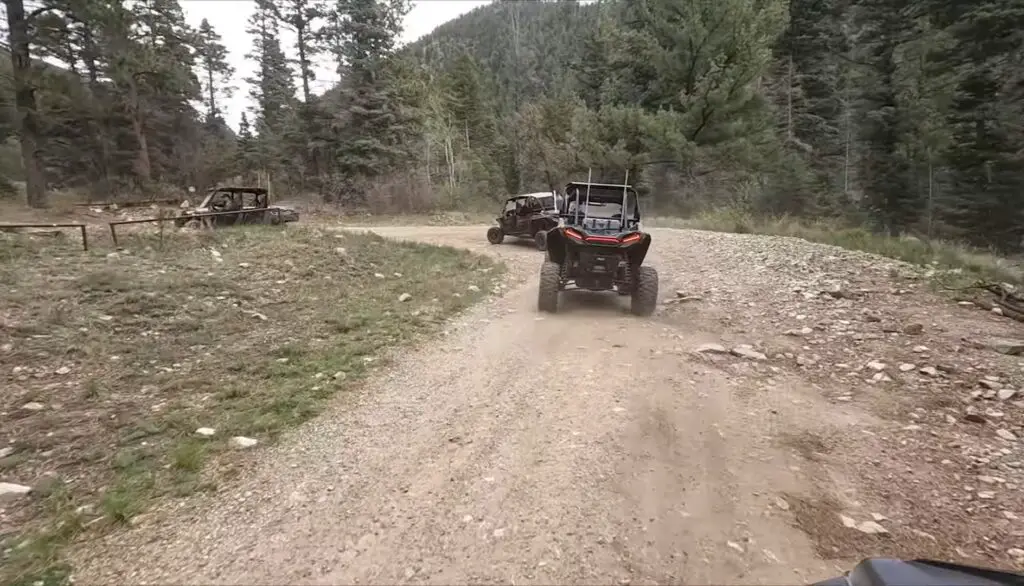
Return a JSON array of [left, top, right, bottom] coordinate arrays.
[[71, 225, 1024, 584]]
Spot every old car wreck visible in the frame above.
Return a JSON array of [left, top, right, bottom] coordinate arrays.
[[175, 186, 299, 228]]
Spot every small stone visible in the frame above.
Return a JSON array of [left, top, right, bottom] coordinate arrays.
[[398, 293, 412, 302], [919, 366, 939, 377], [238, 262, 251, 268], [784, 327, 813, 336], [1008, 548, 1024, 559], [913, 345, 930, 353], [55, 366, 71, 375], [978, 491, 996, 500], [998, 389, 1017, 400], [993, 307, 1004, 316], [996, 429, 1017, 441], [867, 361, 887, 371], [727, 541, 745, 553], [856, 520, 888, 535], [0, 447, 13, 459], [1003, 511, 1018, 520], [958, 301, 976, 307], [468, 285, 481, 292], [195, 427, 216, 437], [695, 343, 729, 354], [964, 406, 986, 423], [21, 402, 44, 411], [871, 513, 888, 522], [775, 496, 790, 511], [731, 345, 767, 361], [903, 323, 924, 335], [334, 247, 347, 255], [0, 482, 31, 502], [899, 363, 916, 372], [31, 474, 63, 497], [230, 436, 258, 449], [872, 371, 892, 382], [839, 514, 857, 528], [332, 371, 347, 380], [374, 272, 386, 279]]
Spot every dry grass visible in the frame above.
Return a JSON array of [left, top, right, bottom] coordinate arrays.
[[650, 209, 1024, 287], [337, 210, 494, 227], [0, 224, 504, 585]]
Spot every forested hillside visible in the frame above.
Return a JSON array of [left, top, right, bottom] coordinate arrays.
[[2, 0, 1023, 250]]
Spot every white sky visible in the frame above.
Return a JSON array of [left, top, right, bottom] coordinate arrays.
[[181, 0, 492, 130]]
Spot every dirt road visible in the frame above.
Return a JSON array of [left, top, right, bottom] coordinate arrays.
[[71, 225, 1024, 584]]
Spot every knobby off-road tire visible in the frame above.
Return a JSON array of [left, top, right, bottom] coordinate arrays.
[[487, 226, 504, 244], [630, 265, 659, 316], [538, 261, 561, 313], [534, 230, 548, 251]]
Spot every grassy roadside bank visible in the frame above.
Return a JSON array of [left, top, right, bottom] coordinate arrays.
[[0, 225, 504, 585], [649, 209, 1024, 286]]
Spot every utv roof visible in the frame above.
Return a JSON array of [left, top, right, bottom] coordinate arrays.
[[564, 182, 637, 191], [506, 191, 555, 201], [208, 186, 269, 194], [564, 182, 638, 203]]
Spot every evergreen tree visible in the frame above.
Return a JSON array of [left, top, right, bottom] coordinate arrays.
[[195, 18, 234, 125]]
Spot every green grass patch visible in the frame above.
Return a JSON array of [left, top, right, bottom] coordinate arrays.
[[0, 224, 504, 585], [652, 208, 1024, 286]]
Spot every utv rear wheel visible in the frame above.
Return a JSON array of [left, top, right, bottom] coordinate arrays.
[[631, 266, 659, 316], [538, 261, 560, 313], [534, 230, 547, 251], [487, 226, 504, 244]]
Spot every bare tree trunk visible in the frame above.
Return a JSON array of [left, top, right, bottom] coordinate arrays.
[[843, 98, 851, 195], [127, 76, 153, 182], [4, 0, 48, 208], [926, 157, 934, 240], [424, 136, 431, 188], [206, 66, 217, 120], [786, 55, 794, 141]]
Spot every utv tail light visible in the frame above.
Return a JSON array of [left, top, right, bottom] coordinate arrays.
[[565, 228, 584, 241], [621, 233, 642, 244]]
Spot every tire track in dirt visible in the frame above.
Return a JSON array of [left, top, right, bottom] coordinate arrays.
[[70, 225, 848, 585]]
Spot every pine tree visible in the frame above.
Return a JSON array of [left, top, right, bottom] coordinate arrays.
[[195, 18, 234, 125], [328, 0, 412, 200], [245, 0, 297, 178]]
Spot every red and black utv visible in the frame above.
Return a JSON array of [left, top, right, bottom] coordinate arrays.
[[537, 179, 659, 316]]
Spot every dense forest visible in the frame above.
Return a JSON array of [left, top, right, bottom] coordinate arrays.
[[1, 0, 1023, 250]]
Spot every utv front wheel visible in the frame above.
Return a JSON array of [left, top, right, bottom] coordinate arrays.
[[534, 230, 548, 251], [631, 265, 659, 316], [538, 261, 561, 313], [487, 226, 504, 244]]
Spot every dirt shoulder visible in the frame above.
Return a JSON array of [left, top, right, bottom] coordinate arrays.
[[0, 225, 504, 585]]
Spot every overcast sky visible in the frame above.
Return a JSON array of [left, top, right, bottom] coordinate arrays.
[[181, 0, 492, 131]]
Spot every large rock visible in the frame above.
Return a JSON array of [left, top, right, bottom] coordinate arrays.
[[986, 339, 1024, 356], [231, 436, 258, 449], [0, 482, 31, 503]]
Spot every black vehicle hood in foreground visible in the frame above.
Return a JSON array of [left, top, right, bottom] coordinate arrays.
[[813, 558, 1024, 586]]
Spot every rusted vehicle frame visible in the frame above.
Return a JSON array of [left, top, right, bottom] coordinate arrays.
[[108, 208, 281, 247]]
